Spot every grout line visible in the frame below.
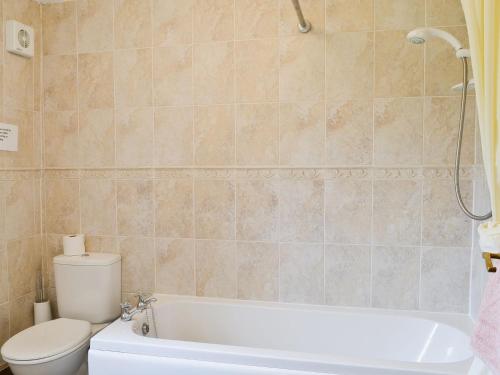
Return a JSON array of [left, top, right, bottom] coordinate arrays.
[[370, 0, 376, 308], [149, 0, 157, 294]]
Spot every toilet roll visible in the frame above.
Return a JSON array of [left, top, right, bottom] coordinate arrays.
[[63, 234, 85, 256]]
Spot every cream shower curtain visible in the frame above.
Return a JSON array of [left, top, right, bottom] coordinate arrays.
[[461, 1, 500, 243]]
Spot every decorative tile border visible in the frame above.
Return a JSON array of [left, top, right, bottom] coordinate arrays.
[[0, 169, 41, 180], [41, 166, 475, 180]]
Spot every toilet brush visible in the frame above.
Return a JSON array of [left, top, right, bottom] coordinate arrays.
[[34, 270, 52, 324]]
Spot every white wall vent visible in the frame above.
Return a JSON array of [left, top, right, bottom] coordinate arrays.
[[6, 20, 34, 58]]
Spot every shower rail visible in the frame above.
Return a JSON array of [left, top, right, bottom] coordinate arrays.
[[290, 0, 311, 33]]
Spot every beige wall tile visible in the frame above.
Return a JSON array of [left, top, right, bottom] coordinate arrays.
[[154, 45, 193, 106], [279, 102, 325, 165], [235, 39, 279, 103], [420, 247, 470, 312], [5, 179, 35, 238], [325, 0, 373, 32], [236, 180, 279, 241], [0, 248, 8, 304], [424, 97, 475, 165], [114, 0, 152, 49], [280, 179, 324, 242], [78, 52, 114, 109], [280, 35, 325, 102], [9, 292, 34, 336], [77, 0, 114, 53], [0, 184, 6, 238], [155, 179, 193, 238], [7, 237, 38, 299], [4, 0, 39, 27], [0, 304, 9, 349], [4, 53, 33, 110], [237, 241, 278, 301], [156, 238, 195, 295], [117, 180, 154, 236], [114, 49, 153, 108], [325, 179, 372, 244], [85, 236, 118, 254], [44, 235, 63, 288], [372, 246, 420, 309], [79, 109, 115, 168], [374, 97, 423, 165], [326, 100, 373, 165], [119, 236, 155, 293], [194, 105, 235, 165], [193, 42, 234, 105], [279, 243, 324, 304], [326, 32, 373, 101], [193, 0, 234, 42], [236, 103, 278, 165], [80, 179, 116, 236], [374, 0, 425, 30], [280, 0, 325, 35], [44, 179, 80, 234], [425, 26, 468, 96], [375, 30, 424, 97], [195, 179, 235, 240], [34, 55, 41, 112], [42, 1, 76, 55], [235, 0, 279, 39], [43, 111, 79, 168], [373, 180, 421, 246], [33, 113, 42, 169], [116, 107, 154, 167], [426, 0, 465, 26], [325, 245, 370, 306], [43, 55, 77, 111], [155, 107, 193, 166], [0, 62, 4, 110], [196, 240, 236, 298], [153, 0, 193, 46], [422, 179, 472, 247]]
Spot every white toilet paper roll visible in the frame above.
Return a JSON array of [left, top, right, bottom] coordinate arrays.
[[63, 234, 85, 256], [34, 301, 52, 325]]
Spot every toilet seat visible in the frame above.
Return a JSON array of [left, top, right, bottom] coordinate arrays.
[[1, 318, 91, 365]]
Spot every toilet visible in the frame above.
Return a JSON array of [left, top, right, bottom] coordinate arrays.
[[1, 253, 121, 375]]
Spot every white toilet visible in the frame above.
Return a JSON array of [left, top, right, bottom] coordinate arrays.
[[1, 253, 121, 375]]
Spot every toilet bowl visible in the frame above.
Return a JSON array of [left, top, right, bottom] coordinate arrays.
[[0, 253, 121, 375], [1, 319, 91, 375]]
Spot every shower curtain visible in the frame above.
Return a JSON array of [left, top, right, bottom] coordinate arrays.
[[461, 0, 500, 248]]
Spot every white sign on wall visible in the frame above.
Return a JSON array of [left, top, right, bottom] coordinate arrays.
[[0, 123, 19, 152]]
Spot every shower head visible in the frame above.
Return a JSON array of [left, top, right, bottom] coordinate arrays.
[[407, 27, 470, 58]]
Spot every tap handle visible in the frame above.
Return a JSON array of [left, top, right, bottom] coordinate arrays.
[[120, 302, 132, 312], [136, 292, 156, 304]]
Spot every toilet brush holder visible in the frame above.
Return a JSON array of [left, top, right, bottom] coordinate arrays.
[[34, 301, 52, 325]]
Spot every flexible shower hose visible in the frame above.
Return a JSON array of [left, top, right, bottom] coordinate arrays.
[[454, 57, 492, 220]]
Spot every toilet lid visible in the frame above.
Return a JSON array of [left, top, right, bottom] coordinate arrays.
[[1, 318, 91, 361]]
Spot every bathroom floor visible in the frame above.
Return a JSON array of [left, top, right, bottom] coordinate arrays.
[[0, 368, 12, 375]]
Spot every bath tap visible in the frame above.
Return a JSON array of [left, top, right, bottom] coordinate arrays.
[[137, 294, 157, 311], [120, 293, 157, 321]]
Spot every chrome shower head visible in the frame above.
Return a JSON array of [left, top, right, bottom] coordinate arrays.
[[407, 27, 469, 58]]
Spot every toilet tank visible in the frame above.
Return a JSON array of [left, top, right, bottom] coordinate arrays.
[[53, 253, 121, 323]]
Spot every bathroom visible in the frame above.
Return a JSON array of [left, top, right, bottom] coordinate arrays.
[[0, 0, 499, 374]]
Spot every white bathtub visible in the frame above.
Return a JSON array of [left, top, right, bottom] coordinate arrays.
[[89, 295, 476, 375]]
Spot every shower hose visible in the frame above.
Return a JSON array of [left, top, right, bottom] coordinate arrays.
[[455, 57, 492, 220]]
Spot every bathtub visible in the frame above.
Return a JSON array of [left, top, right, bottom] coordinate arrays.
[[89, 295, 475, 375]]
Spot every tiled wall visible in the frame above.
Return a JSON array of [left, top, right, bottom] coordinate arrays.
[[41, 0, 480, 315], [0, 0, 43, 369]]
